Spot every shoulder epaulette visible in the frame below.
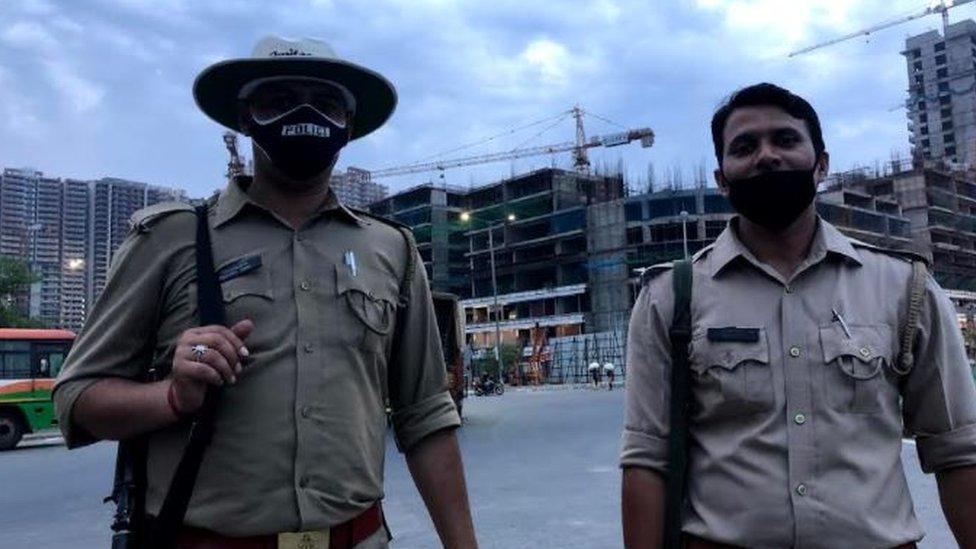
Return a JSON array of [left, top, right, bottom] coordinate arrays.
[[849, 239, 931, 267], [353, 209, 411, 231], [638, 261, 675, 285], [129, 201, 195, 233]]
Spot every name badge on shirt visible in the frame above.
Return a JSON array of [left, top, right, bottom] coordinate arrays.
[[217, 254, 262, 283], [707, 327, 760, 343]]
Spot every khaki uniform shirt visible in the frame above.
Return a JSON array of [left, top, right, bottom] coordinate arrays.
[[53, 178, 460, 536], [621, 217, 976, 549]]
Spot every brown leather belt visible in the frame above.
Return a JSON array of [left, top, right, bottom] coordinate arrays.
[[684, 534, 917, 549], [173, 503, 383, 549]]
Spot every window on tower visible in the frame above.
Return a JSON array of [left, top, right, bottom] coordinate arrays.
[[937, 67, 949, 78], [935, 54, 947, 65], [935, 42, 946, 52]]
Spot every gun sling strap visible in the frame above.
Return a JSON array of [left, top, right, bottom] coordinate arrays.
[[149, 205, 226, 548], [660, 259, 926, 548]]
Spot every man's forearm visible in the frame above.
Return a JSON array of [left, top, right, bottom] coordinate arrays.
[[622, 466, 665, 549], [405, 428, 478, 549], [937, 465, 976, 547], [72, 378, 178, 440]]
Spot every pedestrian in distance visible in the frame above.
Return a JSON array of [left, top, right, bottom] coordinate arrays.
[[603, 361, 615, 391], [588, 360, 602, 389], [621, 83, 976, 549], [53, 36, 478, 549]]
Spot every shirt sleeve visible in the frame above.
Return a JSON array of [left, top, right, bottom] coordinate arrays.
[[52, 226, 173, 449], [903, 273, 976, 473], [620, 271, 675, 475], [388, 243, 461, 454]]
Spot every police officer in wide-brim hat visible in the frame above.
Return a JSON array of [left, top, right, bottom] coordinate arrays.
[[194, 35, 396, 140], [54, 36, 479, 549]]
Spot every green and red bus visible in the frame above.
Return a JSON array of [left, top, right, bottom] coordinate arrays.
[[0, 328, 75, 450]]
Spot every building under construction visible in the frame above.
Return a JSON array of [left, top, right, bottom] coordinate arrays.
[[370, 167, 913, 384], [824, 159, 976, 290]]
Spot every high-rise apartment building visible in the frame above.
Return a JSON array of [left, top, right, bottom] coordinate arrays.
[[0, 169, 187, 331], [904, 20, 976, 164], [331, 167, 387, 209], [88, 177, 187, 308]]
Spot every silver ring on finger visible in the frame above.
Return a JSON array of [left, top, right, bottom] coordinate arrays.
[[190, 344, 210, 360]]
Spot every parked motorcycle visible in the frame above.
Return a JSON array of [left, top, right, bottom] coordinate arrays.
[[474, 377, 504, 396]]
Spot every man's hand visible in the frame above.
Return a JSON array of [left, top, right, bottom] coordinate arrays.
[[169, 319, 254, 416]]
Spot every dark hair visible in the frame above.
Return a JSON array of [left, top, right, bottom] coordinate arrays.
[[710, 83, 825, 167]]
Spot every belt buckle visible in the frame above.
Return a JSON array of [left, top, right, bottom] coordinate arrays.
[[277, 530, 330, 549]]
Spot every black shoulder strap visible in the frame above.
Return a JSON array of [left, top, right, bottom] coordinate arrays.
[[388, 226, 417, 366], [394, 226, 417, 309], [663, 259, 692, 549], [151, 205, 225, 548]]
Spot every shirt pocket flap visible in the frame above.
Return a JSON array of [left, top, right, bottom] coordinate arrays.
[[334, 264, 396, 335], [218, 256, 273, 303], [819, 324, 892, 364], [690, 327, 770, 373]]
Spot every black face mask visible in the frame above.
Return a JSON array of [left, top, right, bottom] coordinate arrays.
[[249, 104, 349, 181], [724, 168, 818, 231]]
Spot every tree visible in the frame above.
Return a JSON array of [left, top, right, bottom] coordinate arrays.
[[0, 257, 44, 328]]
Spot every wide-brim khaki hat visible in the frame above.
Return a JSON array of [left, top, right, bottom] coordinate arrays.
[[193, 36, 397, 140]]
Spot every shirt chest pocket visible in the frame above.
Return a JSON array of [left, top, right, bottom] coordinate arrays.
[[819, 324, 895, 415], [335, 264, 397, 354], [689, 328, 774, 418], [186, 256, 274, 323]]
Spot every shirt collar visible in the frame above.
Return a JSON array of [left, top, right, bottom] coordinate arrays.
[[708, 215, 862, 278], [213, 176, 367, 228]]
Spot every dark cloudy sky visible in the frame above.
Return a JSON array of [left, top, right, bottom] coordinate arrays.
[[1, 0, 971, 198]]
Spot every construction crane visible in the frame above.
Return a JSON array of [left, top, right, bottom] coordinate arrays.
[[789, 0, 976, 57], [363, 106, 654, 180], [223, 131, 246, 180]]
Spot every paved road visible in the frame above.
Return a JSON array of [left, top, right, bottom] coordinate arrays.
[[0, 388, 956, 548]]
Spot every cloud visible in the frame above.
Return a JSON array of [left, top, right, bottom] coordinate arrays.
[[1, 20, 59, 52], [521, 39, 572, 86], [43, 59, 105, 113], [17, 0, 57, 16]]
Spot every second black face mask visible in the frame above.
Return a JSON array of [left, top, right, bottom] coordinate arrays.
[[725, 168, 818, 231], [249, 104, 349, 181]]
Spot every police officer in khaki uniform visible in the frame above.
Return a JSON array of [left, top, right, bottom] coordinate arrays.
[[621, 83, 976, 548], [54, 36, 478, 548]]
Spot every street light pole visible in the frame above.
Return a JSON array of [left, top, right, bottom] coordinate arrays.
[[488, 224, 504, 388]]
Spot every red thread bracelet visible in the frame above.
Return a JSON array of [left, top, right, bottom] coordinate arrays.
[[166, 381, 188, 419]]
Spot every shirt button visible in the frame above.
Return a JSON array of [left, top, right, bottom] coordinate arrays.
[[785, 285, 794, 294], [300, 406, 311, 418], [300, 280, 310, 291], [796, 483, 808, 496], [794, 413, 807, 425], [789, 346, 801, 358], [859, 347, 871, 358], [298, 477, 308, 488], [303, 343, 314, 354]]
